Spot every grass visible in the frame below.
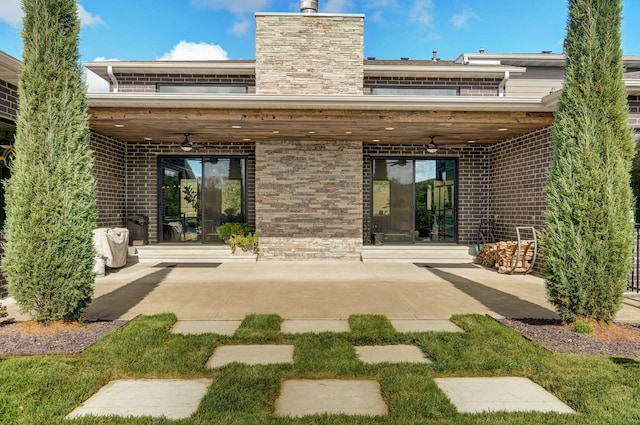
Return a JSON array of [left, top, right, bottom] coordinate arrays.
[[1, 313, 640, 424]]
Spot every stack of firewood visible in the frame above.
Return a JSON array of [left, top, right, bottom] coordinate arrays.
[[475, 241, 535, 273]]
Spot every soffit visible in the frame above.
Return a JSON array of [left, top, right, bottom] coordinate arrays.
[[0, 51, 20, 86], [87, 94, 554, 146]]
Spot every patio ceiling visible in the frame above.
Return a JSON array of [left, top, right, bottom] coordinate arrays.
[[88, 105, 555, 146]]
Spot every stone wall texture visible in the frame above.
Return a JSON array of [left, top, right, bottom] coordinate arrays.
[[125, 141, 255, 243], [255, 13, 364, 95], [255, 140, 363, 260]]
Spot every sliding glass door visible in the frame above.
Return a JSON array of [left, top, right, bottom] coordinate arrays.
[[160, 157, 246, 243], [372, 158, 456, 243]]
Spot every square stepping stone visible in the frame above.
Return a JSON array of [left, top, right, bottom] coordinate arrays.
[[66, 379, 211, 420], [434, 377, 575, 414], [281, 319, 350, 334], [391, 319, 464, 333], [206, 344, 294, 368], [355, 344, 432, 364], [275, 379, 388, 417], [170, 320, 242, 336]]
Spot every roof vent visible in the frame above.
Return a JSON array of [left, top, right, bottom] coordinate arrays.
[[301, 0, 318, 13], [432, 48, 439, 61], [479, 47, 485, 54], [542, 50, 552, 54]]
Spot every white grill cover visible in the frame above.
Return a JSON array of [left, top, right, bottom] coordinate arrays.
[[93, 227, 129, 268]]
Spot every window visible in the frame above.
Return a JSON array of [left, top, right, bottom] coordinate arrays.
[[157, 84, 248, 94], [370, 87, 458, 96]]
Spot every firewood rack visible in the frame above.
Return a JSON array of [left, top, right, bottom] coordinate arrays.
[[508, 226, 538, 274]]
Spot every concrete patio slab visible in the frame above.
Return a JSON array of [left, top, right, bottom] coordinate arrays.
[[391, 319, 464, 333], [170, 320, 242, 336], [66, 379, 211, 420], [434, 377, 575, 414], [281, 319, 350, 334], [355, 345, 432, 364], [206, 344, 294, 368], [274, 379, 388, 417]]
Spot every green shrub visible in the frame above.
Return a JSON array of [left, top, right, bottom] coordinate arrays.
[[543, 0, 634, 323], [218, 222, 251, 239], [2, 0, 96, 323], [230, 232, 258, 252], [571, 320, 594, 334]]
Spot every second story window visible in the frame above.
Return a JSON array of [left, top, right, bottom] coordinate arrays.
[[370, 87, 458, 96], [157, 84, 248, 94]]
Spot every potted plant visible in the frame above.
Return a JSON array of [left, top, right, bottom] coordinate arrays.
[[218, 222, 251, 244], [229, 232, 258, 255]]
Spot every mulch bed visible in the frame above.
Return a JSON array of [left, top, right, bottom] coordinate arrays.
[[500, 318, 640, 357], [0, 320, 128, 356]]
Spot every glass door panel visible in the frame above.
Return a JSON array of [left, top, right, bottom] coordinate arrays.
[[415, 159, 456, 243], [161, 158, 202, 242], [372, 159, 414, 242], [160, 157, 246, 243]]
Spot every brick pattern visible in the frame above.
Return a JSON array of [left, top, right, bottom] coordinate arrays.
[[488, 127, 553, 269], [125, 142, 255, 243], [362, 144, 491, 246], [364, 76, 501, 96], [0, 79, 18, 120], [255, 14, 364, 95], [90, 132, 126, 227], [255, 140, 363, 260], [114, 74, 256, 93]]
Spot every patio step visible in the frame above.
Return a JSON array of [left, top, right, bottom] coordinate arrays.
[[361, 244, 475, 263], [129, 244, 256, 263]]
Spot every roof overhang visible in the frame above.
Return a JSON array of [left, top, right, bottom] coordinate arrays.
[[86, 92, 556, 146], [84, 60, 256, 81]]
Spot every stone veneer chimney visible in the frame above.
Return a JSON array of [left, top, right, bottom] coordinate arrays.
[[255, 11, 364, 95]]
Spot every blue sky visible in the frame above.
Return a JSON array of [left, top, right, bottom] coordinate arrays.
[[1, 0, 640, 87]]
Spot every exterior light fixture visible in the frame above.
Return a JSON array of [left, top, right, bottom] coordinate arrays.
[[427, 135, 438, 154], [181, 133, 193, 152]]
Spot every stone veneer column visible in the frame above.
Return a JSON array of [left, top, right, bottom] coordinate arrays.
[[255, 13, 364, 95], [256, 140, 363, 260]]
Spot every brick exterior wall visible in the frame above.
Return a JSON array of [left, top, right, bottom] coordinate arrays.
[[90, 132, 126, 228], [255, 13, 364, 95], [363, 144, 491, 246], [0, 79, 18, 121], [489, 127, 553, 244], [125, 141, 255, 243], [364, 76, 502, 96], [114, 73, 256, 93], [255, 140, 363, 260]]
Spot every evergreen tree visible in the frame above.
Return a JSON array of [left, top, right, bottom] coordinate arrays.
[[2, 0, 96, 323], [544, 0, 635, 323]]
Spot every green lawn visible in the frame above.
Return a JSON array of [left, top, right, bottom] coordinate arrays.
[[1, 313, 639, 424]]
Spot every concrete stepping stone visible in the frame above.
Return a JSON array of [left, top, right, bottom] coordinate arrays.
[[66, 379, 211, 420], [355, 344, 432, 364], [434, 377, 575, 414], [281, 319, 350, 334], [170, 320, 242, 336], [275, 379, 388, 417], [391, 319, 464, 333], [206, 344, 294, 368]]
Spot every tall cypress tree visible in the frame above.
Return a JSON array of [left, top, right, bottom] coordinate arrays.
[[544, 0, 634, 323], [2, 0, 96, 323]]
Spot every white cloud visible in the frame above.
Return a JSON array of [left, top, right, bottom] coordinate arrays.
[[450, 7, 478, 28], [192, 0, 272, 14], [0, 1, 105, 28], [158, 41, 229, 61], [410, 0, 435, 27], [230, 16, 251, 36], [0, 0, 21, 26], [369, 11, 384, 24], [322, 0, 354, 13], [77, 4, 105, 28]]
